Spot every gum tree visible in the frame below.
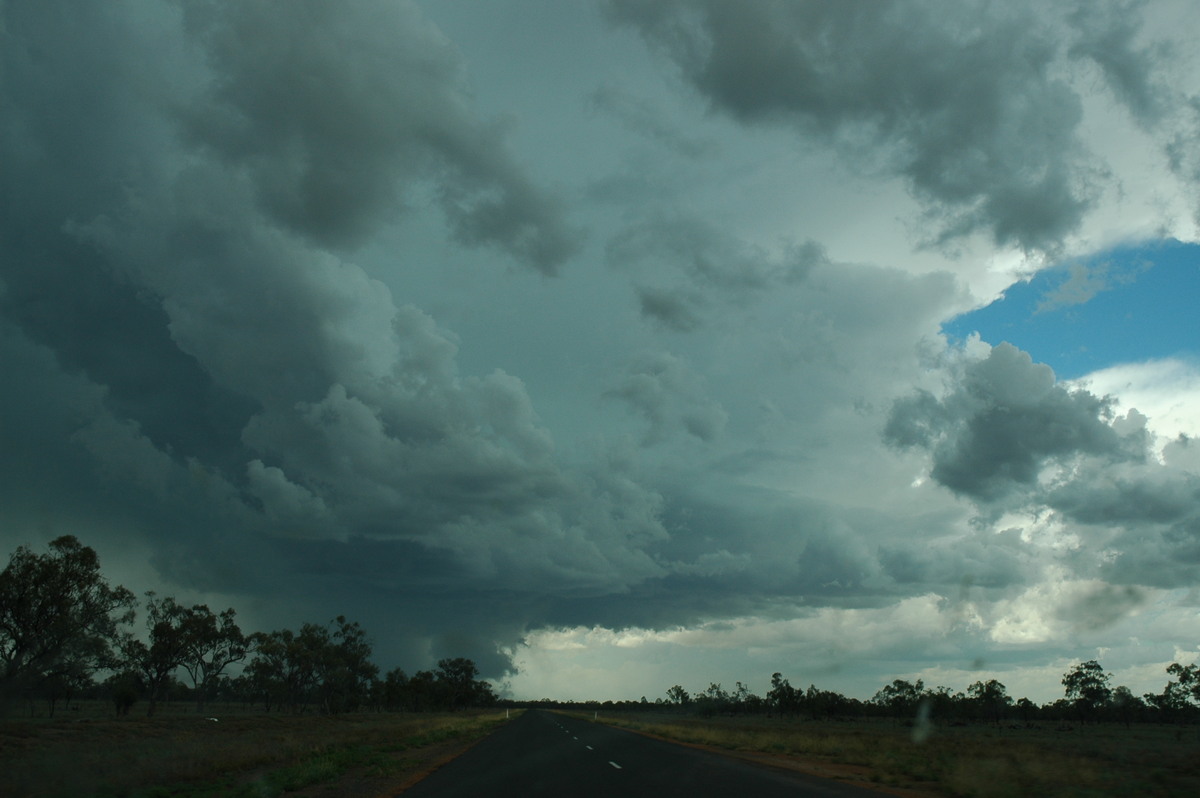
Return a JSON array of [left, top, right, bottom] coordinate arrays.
[[181, 606, 248, 712], [0, 536, 135, 707], [1062, 660, 1111, 723]]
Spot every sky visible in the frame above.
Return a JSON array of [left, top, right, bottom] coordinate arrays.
[[3, 0, 1200, 706]]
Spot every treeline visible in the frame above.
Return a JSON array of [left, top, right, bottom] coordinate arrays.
[[639, 660, 1200, 727], [514, 665, 1200, 729], [0, 536, 495, 717]]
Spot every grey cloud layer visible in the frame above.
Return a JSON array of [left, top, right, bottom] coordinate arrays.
[[3, 0, 1198, 685], [0, 0, 643, 669], [887, 342, 1200, 586], [179, 0, 581, 269], [885, 344, 1137, 502], [602, 0, 1183, 252]]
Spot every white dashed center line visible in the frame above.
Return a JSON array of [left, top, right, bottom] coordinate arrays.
[[586, 745, 593, 750], [609, 761, 622, 769]]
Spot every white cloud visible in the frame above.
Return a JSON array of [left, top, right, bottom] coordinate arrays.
[[1070, 358, 1200, 440]]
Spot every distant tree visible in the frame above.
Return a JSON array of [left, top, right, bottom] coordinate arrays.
[[1107, 685, 1143, 728], [245, 630, 296, 711], [766, 673, 799, 717], [436, 657, 480, 711], [0, 536, 135, 707], [381, 667, 409, 711], [121, 593, 195, 716], [806, 684, 854, 720], [180, 606, 248, 712], [873, 678, 924, 718], [435, 657, 495, 710], [1166, 662, 1200, 706], [922, 685, 962, 723], [1062, 660, 1111, 723], [407, 669, 440, 712], [244, 617, 379, 714], [730, 681, 756, 714], [967, 679, 1011, 725], [666, 684, 690, 705], [696, 682, 730, 717], [104, 669, 143, 715], [1144, 680, 1191, 723], [38, 663, 93, 717], [315, 616, 378, 713]]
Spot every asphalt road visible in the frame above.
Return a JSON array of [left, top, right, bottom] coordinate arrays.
[[398, 710, 889, 797]]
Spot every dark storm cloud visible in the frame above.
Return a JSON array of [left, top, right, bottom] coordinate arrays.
[[604, 0, 1102, 252], [1041, 430, 1200, 586], [885, 343, 1138, 502], [177, 0, 580, 270], [0, 0, 645, 676], [1102, 516, 1200, 588], [1067, 0, 1172, 126], [887, 341, 1200, 590]]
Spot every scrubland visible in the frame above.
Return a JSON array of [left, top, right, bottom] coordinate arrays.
[[0, 702, 509, 798], [581, 711, 1200, 797]]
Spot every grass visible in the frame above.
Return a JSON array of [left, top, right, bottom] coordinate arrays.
[[0, 701, 511, 798], [574, 712, 1200, 797]]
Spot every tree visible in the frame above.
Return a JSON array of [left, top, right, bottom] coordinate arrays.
[[122, 593, 194, 716], [806, 684, 852, 720], [381, 667, 409, 711], [251, 625, 322, 713], [767, 673, 799, 717], [696, 682, 731, 717], [436, 657, 479, 711], [1062, 660, 1111, 723], [244, 617, 378, 714], [104, 670, 143, 715], [0, 536, 135, 707], [666, 685, 690, 706], [316, 616, 378, 713], [873, 678, 924, 717], [245, 630, 295, 712], [967, 679, 1011, 725], [180, 606, 248, 712], [1166, 662, 1200, 706], [406, 669, 440, 712], [1107, 685, 1143, 728]]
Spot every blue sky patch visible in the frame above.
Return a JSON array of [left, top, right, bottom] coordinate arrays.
[[943, 240, 1200, 380]]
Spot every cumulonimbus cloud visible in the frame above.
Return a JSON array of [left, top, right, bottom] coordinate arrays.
[[604, 0, 1119, 252]]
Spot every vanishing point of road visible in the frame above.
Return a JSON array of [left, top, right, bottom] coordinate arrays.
[[398, 709, 892, 797]]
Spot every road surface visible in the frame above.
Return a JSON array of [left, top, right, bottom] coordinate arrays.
[[399, 709, 890, 797]]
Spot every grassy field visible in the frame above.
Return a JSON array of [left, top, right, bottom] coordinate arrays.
[[577, 712, 1200, 797], [0, 701, 511, 798]]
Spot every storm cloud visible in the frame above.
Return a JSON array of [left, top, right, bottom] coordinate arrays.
[[3, 0, 1199, 699], [603, 0, 1148, 252], [885, 343, 1140, 502]]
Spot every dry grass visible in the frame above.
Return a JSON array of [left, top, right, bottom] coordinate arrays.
[[0, 702, 509, 798], [578, 712, 1200, 797]]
